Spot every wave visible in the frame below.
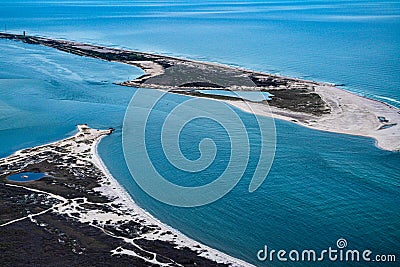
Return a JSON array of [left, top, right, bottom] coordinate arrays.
[[374, 95, 400, 105]]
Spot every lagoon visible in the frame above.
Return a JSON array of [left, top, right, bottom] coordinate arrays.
[[197, 90, 273, 102]]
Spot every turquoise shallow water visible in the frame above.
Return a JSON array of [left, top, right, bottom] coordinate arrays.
[[0, 1, 399, 266]]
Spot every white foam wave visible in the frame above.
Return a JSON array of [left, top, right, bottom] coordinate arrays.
[[374, 95, 400, 105]]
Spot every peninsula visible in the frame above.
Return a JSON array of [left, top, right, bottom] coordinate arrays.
[[0, 125, 252, 266], [0, 32, 399, 151]]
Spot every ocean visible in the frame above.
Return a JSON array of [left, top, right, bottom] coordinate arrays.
[[0, 1, 399, 266]]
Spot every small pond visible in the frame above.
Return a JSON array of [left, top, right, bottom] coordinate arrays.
[[7, 172, 46, 182]]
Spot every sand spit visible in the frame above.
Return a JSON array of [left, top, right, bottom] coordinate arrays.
[[225, 85, 400, 151], [0, 125, 253, 266], [1, 32, 398, 151]]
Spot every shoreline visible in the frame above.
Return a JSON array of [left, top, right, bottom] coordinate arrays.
[[0, 32, 398, 151], [222, 84, 400, 152], [170, 85, 400, 152], [91, 136, 253, 266], [0, 125, 253, 266]]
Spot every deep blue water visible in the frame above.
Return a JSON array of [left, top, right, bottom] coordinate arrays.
[[0, 1, 399, 266], [7, 172, 46, 182]]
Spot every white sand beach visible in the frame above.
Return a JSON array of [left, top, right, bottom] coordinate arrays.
[[90, 127, 255, 266], [224, 84, 400, 151], [0, 125, 254, 266]]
